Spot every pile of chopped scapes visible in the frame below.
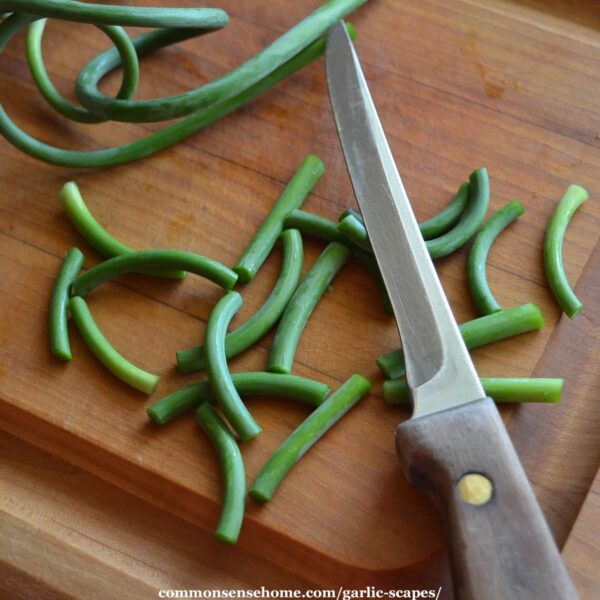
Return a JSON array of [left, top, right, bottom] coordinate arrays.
[[49, 153, 586, 543], [0, 0, 367, 167]]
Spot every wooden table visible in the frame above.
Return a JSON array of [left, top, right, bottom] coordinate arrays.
[[0, 0, 599, 597]]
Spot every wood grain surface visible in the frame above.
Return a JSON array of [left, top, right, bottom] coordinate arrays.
[[563, 468, 600, 600], [0, 428, 314, 599], [0, 0, 598, 591]]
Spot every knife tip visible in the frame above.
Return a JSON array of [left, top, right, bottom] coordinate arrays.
[[327, 19, 349, 43]]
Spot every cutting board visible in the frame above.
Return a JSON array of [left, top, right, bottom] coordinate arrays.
[[0, 0, 599, 587], [563, 467, 600, 599]]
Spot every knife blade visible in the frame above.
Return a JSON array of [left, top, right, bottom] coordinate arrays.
[[326, 20, 577, 600], [325, 23, 483, 419]]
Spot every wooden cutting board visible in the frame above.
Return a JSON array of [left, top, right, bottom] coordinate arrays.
[[563, 467, 600, 599], [0, 0, 598, 586]]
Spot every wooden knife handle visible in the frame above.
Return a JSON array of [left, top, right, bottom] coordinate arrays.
[[396, 397, 577, 600]]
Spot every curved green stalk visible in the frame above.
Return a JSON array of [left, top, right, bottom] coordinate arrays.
[[148, 372, 331, 426], [60, 181, 185, 280], [177, 229, 303, 374], [284, 208, 393, 315], [205, 292, 261, 442], [338, 170, 489, 260], [282, 210, 391, 314], [338, 181, 469, 241], [268, 242, 351, 374], [49, 247, 84, 361], [338, 207, 363, 224], [377, 303, 544, 379], [195, 403, 245, 544], [72, 250, 237, 296], [249, 374, 371, 502], [26, 19, 138, 124], [68, 296, 159, 394], [337, 214, 371, 252], [0, 29, 333, 167], [467, 200, 524, 315], [426, 168, 489, 258], [283, 210, 346, 243], [0, 1, 228, 28], [419, 182, 470, 240], [543, 184, 588, 319], [0, 5, 361, 167], [234, 156, 323, 284], [383, 377, 563, 405], [70, 1, 366, 122]]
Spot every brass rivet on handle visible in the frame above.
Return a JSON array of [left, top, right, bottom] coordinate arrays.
[[458, 473, 493, 505]]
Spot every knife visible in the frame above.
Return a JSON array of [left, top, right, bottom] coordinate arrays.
[[326, 21, 577, 600]]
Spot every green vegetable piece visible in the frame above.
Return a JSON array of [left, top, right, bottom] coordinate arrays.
[[234, 156, 324, 284], [383, 377, 563, 405], [60, 181, 133, 256], [377, 303, 544, 379], [72, 249, 237, 296], [337, 213, 371, 252], [268, 242, 351, 374], [74, 0, 366, 123], [419, 182, 470, 240], [282, 209, 391, 315], [68, 296, 158, 394], [543, 184, 588, 319], [195, 403, 245, 544], [338, 181, 469, 241], [0, 1, 228, 28], [205, 292, 261, 442], [283, 209, 346, 243], [0, 5, 362, 167], [60, 181, 185, 280], [249, 374, 371, 502], [148, 372, 331, 426], [49, 247, 84, 361], [27, 19, 139, 124], [338, 207, 363, 224], [338, 170, 488, 259], [467, 200, 525, 315], [177, 229, 303, 374], [337, 208, 394, 315], [426, 168, 489, 258]]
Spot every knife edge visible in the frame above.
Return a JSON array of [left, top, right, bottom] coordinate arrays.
[[325, 21, 483, 417]]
